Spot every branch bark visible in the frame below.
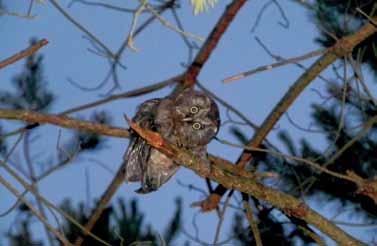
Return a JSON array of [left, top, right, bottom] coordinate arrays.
[[237, 19, 377, 170], [0, 39, 48, 70], [128, 119, 365, 246], [203, 13, 377, 210], [183, 0, 248, 86], [0, 108, 367, 245], [0, 109, 129, 138]]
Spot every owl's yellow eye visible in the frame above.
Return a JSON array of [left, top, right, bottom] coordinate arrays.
[[192, 122, 202, 130], [190, 106, 199, 114]]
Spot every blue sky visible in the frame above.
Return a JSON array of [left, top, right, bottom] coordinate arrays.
[[0, 0, 374, 245]]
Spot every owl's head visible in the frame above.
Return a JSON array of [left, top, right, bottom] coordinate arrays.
[[156, 88, 220, 148]]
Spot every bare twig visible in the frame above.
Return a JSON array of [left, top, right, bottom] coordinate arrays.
[[68, 0, 136, 13], [243, 201, 262, 246], [0, 39, 48, 70], [49, 0, 114, 59], [23, 132, 55, 245], [223, 48, 326, 83], [1, 75, 179, 140], [73, 155, 128, 245], [1, 160, 111, 245], [145, 3, 204, 43], [0, 109, 130, 139], [213, 193, 232, 244], [184, 0, 248, 86], [0, 174, 73, 245]]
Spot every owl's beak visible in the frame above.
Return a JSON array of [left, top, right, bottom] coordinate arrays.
[[182, 117, 193, 122]]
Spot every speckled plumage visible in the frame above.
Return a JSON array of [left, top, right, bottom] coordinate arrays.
[[123, 88, 220, 193]]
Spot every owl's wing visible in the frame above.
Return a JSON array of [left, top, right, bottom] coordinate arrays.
[[123, 99, 160, 183], [123, 136, 150, 182], [136, 148, 179, 194]]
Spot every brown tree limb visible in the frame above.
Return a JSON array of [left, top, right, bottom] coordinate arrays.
[[183, 0, 248, 86], [127, 119, 365, 246], [0, 39, 48, 70], [0, 109, 130, 139], [0, 108, 369, 245], [1, 108, 376, 202], [0, 75, 179, 140], [201, 14, 377, 211]]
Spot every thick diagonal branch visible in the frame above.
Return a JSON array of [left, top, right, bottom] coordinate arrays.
[[204, 14, 377, 209], [0, 108, 369, 245], [238, 18, 377, 169], [128, 120, 365, 246]]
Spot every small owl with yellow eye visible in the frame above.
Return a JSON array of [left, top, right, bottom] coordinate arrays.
[[123, 88, 220, 193]]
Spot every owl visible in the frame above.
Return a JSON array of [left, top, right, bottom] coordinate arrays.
[[123, 88, 220, 193]]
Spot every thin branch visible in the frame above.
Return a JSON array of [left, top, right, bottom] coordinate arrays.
[[73, 157, 128, 245], [68, 0, 136, 13], [223, 48, 326, 83], [125, 1, 148, 52], [254, 37, 333, 84], [356, 7, 377, 27], [243, 201, 263, 246], [0, 109, 130, 139], [0, 174, 73, 245], [1, 75, 179, 140], [48, 0, 115, 59], [23, 132, 55, 245], [215, 137, 357, 184], [184, 0, 248, 86], [145, 3, 204, 43], [213, 193, 232, 244], [0, 39, 48, 70], [1, 160, 111, 245], [1, 147, 79, 218]]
